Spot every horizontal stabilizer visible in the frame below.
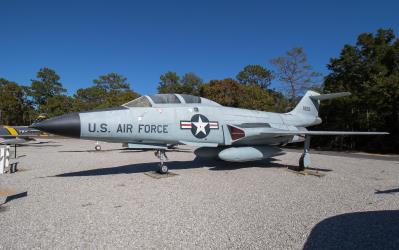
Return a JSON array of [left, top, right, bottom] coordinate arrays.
[[309, 92, 351, 101], [289, 91, 351, 121]]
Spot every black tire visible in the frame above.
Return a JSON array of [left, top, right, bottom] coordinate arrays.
[[298, 155, 305, 171], [159, 164, 168, 174]]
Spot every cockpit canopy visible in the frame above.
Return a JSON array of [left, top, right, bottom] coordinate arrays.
[[122, 94, 221, 108]]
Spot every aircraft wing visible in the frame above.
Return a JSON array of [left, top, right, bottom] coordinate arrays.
[[227, 125, 388, 143], [0, 137, 28, 145], [259, 131, 388, 136], [0, 128, 37, 145], [179, 141, 219, 147], [0, 135, 39, 138]]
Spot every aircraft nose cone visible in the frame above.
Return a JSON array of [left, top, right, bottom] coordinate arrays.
[[31, 113, 81, 138]]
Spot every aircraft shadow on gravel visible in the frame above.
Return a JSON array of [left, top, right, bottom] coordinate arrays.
[[58, 149, 122, 153], [58, 148, 192, 153], [119, 148, 193, 153], [303, 210, 399, 250], [0, 191, 28, 206], [25, 144, 62, 148], [53, 158, 304, 177], [375, 187, 399, 194], [18, 141, 62, 147]]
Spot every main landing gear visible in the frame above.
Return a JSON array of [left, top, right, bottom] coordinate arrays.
[[155, 149, 169, 174], [298, 135, 311, 171]]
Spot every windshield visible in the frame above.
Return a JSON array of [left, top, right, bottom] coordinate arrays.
[[179, 94, 201, 103], [149, 94, 181, 104], [123, 96, 152, 107]]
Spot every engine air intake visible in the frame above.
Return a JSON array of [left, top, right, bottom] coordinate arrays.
[[228, 125, 245, 140]]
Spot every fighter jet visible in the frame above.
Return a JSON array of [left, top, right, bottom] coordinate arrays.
[[31, 91, 387, 173], [0, 125, 41, 157], [0, 125, 38, 145]]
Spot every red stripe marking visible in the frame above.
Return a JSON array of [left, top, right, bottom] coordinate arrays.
[[209, 122, 219, 129]]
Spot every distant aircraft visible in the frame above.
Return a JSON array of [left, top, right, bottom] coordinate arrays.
[[0, 125, 41, 157], [0, 125, 36, 145], [0, 113, 45, 145], [31, 91, 388, 174]]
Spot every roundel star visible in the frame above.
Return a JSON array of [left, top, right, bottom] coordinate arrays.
[[180, 114, 219, 139], [192, 115, 209, 136]]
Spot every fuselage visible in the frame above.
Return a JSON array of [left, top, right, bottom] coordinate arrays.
[[78, 105, 316, 146], [32, 93, 321, 147]]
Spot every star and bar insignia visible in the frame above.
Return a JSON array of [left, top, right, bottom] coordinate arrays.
[[180, 114, 219, 139]]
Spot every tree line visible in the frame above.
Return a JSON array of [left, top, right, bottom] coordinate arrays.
[[0, 71, 140, 124], [0, 28, 398, 152]]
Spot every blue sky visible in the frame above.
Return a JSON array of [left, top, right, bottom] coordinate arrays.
[[1, 0, 398, 95]]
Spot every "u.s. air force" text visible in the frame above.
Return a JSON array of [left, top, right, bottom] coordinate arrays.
[[87, 123, 168, 134]]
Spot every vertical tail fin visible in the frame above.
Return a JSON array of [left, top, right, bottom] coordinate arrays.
[[289, 90, 321, 117], [289, 90, 351, 119]]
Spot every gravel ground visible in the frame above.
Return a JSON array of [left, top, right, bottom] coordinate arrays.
[[0, 139, 398, 249]]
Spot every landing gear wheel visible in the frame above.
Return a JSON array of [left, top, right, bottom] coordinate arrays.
[[95, 145, 101, 151], [155, 149, 169, 174], [298, 154, 306, 171], [297, 135, 311, 171], [159, 164, 169, 174]]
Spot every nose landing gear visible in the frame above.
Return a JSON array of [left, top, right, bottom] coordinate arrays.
[[155, 149, 169, 174], [94, 141, 101, 151]]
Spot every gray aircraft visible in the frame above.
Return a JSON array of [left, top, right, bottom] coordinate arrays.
[[31, 91, 387, 173], [0, 125, 41, 157], [0, 125, 39, 145]]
